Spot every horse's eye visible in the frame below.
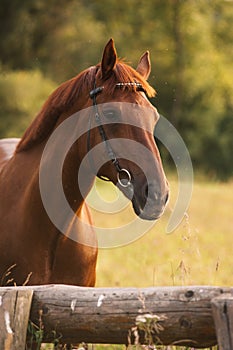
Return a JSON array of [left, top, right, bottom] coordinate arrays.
[[103, 110, 120, 121]]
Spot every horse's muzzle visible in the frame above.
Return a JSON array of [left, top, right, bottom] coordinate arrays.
[[132, 180, 169, 221]]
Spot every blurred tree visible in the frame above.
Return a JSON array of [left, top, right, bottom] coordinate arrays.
[[0, 0, 105, 80], [37, 1, 106, 81], [0, 0, 232, 179], [0, 0, 34, 69], [0, 70, 55, 138]]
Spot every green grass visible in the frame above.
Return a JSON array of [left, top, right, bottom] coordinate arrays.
[[31, 176, 233, 349], [92, 175, 233, 288], [82, 175, 232, 350]]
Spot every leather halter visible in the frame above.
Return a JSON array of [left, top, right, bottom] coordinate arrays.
[[88, 80, 145, 187]]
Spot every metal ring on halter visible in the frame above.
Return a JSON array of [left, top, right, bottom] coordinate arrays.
[[117, 169, 131, 188]]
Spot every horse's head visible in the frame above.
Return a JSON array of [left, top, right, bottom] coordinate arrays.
[[85, 39, 169, 220], [16, 39, 169, 222]]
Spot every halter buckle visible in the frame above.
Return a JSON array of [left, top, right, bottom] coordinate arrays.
[[117, 168, 132, 188], [89, 86, 104, 99]]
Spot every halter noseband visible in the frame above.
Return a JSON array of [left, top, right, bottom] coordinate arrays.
[[88, 80, 144, 188]]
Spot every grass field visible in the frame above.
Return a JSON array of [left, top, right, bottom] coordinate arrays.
[[88, 175, 232, 350], [39, 175, 232, 349], [79, 175, 232, 350], [89, 174, 233, 288]]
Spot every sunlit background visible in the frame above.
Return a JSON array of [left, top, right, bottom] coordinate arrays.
[[0, 0, 232, 289]]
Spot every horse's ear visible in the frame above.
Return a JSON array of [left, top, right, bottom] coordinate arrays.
[[136, 51, 151, 80], [100, 38, 117, 80]]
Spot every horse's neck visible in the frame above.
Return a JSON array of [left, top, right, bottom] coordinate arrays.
[[37, 138, 96, 246], [2, 136, 94, 218], [1, 95, 96, 220]]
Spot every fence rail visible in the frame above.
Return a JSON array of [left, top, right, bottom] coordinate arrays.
[[0, 285, 233, 349]]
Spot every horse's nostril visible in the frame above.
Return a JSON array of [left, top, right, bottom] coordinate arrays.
[[164, 192, 169, 204], [144, 181, 169, 205], [144, 182, 159, 201]]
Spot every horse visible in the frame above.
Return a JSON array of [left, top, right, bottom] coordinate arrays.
[[0, 39, 169, 287]]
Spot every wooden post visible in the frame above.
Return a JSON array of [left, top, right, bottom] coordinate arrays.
[[27, 285, 220, 347], [0, 289, 33, 350], [211, 294, 233, 350], [1, 285, 233, 348]]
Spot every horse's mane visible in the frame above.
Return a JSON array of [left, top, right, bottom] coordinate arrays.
[[16, 59, 156, 152]]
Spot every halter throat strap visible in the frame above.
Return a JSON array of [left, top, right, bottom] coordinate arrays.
[[88, 82, 131, 187]]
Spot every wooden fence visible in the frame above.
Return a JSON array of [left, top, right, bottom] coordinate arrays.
[[0, 285, 233, 349]]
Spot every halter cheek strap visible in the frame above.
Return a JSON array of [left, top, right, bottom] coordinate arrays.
[[89, 86, 104, 99], [88, 82, 132, 188]]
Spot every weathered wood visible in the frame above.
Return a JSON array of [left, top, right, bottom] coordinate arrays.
[[211, 294, 233, 350], [0, 289, 33, 350], [28, 284, 221, 347], [1, 285, 232, 348]]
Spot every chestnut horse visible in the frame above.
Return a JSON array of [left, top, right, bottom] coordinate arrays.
[[0, 39, 169, 287]]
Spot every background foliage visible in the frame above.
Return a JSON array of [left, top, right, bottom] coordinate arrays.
[[0, 0, 232, 179]]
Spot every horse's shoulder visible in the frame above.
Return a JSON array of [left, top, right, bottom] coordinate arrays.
[[0, 138, 20, 171]]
